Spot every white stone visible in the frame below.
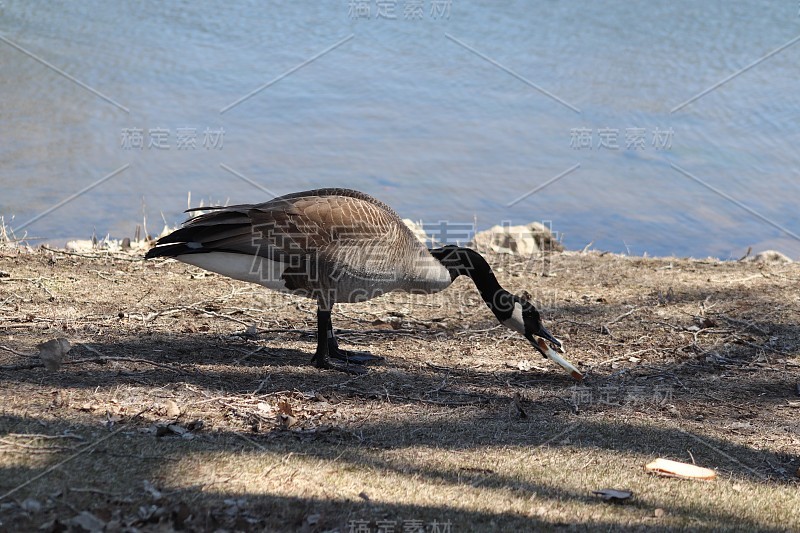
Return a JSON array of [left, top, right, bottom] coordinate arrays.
[[472, 222, 562, 256], [745, 250, 793, 263]]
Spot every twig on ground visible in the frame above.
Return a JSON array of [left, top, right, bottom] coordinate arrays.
[[6, 433, 84, 440], [717, 314, 769, 336], [235, 432, 267, 450], [41, 245, 142, 262], [607, 307, 640, 325], [0, 345, 35, 357], [0, 352, 187, 374]]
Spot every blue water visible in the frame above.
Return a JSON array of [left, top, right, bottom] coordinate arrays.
[[2, 0, 799, 258]]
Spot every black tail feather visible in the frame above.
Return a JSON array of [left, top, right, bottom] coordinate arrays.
[[153, 223, 249, 246], [144, 243, 202, 259]]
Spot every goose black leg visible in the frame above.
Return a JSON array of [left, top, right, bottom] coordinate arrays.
[[311, 308, 366, 373], [311, 307, 382, 371]]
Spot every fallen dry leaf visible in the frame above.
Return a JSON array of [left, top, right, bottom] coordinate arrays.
[[37, 338, 71, 371], [51, 390, 66, 408], [167, 424, 189, 436], [645, 458, 716, 480], [154, 423, 194, 439], [79, 402, 100, 412], [277, 399, 293, 416], [69, 511, 106, 532], [516, 360, 533, 371], [592, 488, 633, 502], [279, 413, 298, 429], [143, 480, 163, 501], [257, 402, 274, 413], [513, 393, 528, 419]]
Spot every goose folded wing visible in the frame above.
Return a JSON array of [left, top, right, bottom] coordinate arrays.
[[249, 194, 408, 282]]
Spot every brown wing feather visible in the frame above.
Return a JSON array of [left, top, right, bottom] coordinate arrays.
[[248, 190, 424, 294], [149, 189, 435, 301]]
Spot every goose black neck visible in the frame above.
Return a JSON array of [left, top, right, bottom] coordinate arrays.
[[429, 246, 507, 308]]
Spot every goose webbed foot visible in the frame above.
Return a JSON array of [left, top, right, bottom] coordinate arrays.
[[327, 340, 384, 365], [311, 348, 368, 374], [312, 307, 382, 373]]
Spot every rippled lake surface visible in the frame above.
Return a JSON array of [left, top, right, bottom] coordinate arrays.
[[2, 0, 799, 258]]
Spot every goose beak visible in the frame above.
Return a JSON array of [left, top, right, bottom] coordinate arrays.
[[526, 328, 583, 381], [531, 325, 562, 352]]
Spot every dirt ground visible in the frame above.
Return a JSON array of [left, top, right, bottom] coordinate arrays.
[[0, 244, 798, 532]]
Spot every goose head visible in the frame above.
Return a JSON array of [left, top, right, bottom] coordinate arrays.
[[496, 293, 563, 357]]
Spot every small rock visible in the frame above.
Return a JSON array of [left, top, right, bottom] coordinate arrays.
[[167, 424, 188, 436], [241, 323, 258, 339], [143, 480, 162, 501], [165, 400, 181, 418], [187, 419, 204, 431], [744, 250, 793, 263], [69, 511, 106, 532], [20, 498, 41, 513], [472, 222, 563, 256], [65, 240, 95, 253], [654, 508, 665, 518], [37, 338, 71, 372], [696, 317, 717, 329]]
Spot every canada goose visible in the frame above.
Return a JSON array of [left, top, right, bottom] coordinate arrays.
[[145, 188, 579, 377]]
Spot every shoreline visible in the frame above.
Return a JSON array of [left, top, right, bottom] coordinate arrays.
[[3, 212, 797, 263], [0, 225, 795, 265]]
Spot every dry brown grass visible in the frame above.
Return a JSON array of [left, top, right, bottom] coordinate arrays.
[[0, 247, 798, 531]]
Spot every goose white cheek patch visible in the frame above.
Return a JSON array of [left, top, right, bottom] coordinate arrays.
[[501, 302, 526, 335]]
